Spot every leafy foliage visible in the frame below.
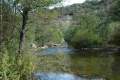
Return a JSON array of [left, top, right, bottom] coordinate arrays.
[[64, 14, 104, 48], [108, 22, 120, 46], [108, 0, 120, 21], [0, 0, 62, 80], [0, 48, 37, 80]]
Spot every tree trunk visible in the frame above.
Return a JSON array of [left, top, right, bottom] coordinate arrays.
[[18, 8, 29, 53]]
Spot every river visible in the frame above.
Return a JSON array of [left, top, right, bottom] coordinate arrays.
[[34, 47, 120, 80]]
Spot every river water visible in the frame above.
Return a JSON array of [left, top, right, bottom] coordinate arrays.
[[35, 47, 120, 80]]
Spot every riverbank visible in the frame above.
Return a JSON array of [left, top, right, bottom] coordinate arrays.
[[74, 47, 120, 52]]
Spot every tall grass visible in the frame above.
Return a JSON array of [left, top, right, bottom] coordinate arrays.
[[0, 47, 37, 80]]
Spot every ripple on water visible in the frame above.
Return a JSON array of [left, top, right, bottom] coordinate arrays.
[[38, 47, 74, 55], [34, 72, 105, 80]]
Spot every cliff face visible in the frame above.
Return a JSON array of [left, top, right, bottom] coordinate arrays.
[[51, 0, 108, 28]]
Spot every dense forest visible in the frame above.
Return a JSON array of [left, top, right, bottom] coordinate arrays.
[[61, 0, 120, 48], [0, 0, 120, 80]]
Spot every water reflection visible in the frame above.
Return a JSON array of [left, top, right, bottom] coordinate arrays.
[[35, 72, 105, 80], [36, 48, 120, 80], [111, 53, 120, 80]]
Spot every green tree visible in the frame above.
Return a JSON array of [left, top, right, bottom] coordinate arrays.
[[14, 0, 61, 53], [108, 22, 120, 46], [64, 14, 104, 48], [108, 0, 120, 21], [0, 1, 20, 52], [107, 0, 120, 46]]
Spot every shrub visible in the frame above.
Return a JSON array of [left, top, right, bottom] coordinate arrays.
[[0, 48, 37, 80], [68, 30, 103, 48], [64, 14, 104, 49], [108, 22, 120, 46]]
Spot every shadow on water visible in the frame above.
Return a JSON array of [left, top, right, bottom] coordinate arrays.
[[35, 47, 120, 80], [111, 53, 120, 80]]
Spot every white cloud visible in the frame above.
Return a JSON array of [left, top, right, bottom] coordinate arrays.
[[49, 0, 85, 9], [62, 0, 85, 6]]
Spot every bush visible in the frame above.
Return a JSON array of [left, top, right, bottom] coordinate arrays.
[[64, 14, 104, 49], [0, 48, 37, 80], [108, 22, 120, 46], [66, 30, 103, 48]]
